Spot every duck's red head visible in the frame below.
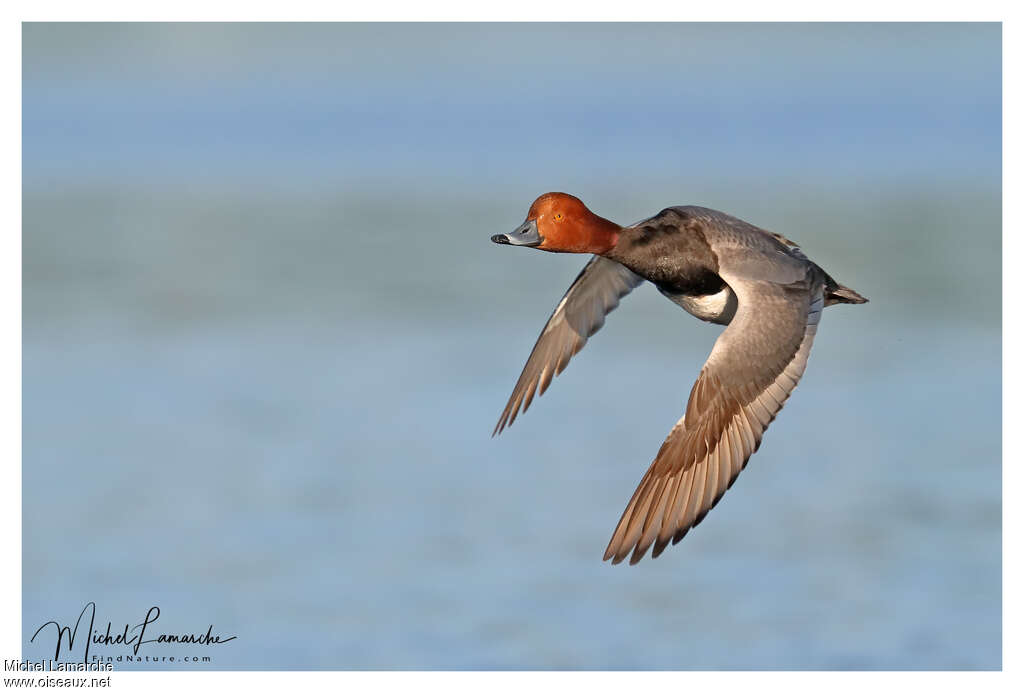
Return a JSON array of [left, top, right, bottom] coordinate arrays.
[[491, 192, 621, 254]]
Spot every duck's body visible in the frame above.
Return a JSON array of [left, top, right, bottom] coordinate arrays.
[[606, 205, 863, 325], [491, 193, 867, 565]]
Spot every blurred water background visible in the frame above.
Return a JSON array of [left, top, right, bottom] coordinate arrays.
[[22, 23, 1000, 669]]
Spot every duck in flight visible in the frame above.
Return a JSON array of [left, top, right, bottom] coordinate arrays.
[[491, 192, 867, 565]]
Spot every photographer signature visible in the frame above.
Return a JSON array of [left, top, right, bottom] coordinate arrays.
[[31, 601, 237, 662]]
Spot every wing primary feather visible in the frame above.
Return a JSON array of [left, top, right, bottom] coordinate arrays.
[[604, 470, 654, 562], [701, 433, 719, 516], [631, 476, 675, 564], [618, 476, 664, 561]]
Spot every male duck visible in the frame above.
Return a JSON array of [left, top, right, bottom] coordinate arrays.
[[491, 192, 867, 565]]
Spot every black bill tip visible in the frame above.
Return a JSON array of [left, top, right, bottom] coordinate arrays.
[[491, 234, 510, 244]]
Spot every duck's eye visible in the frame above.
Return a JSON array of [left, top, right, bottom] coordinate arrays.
[[553, 213, 563, 221]]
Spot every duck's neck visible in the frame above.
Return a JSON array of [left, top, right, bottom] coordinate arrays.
[[585, 214, 622, 255]]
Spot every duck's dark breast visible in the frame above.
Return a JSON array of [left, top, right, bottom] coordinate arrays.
[[608, 207, 725, 297], [654, 266, 727, 297]]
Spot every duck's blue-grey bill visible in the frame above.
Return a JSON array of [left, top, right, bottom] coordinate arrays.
[[491, 219, 541, 247]]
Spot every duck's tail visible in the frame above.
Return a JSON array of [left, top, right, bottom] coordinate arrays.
[[813, 264, 868, 306], [824, 281, 868, 306], [774, 236, 869, 307]]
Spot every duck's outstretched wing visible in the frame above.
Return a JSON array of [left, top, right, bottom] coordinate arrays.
[[603, 267, 825, 565], [494, 256, 644, 436]]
